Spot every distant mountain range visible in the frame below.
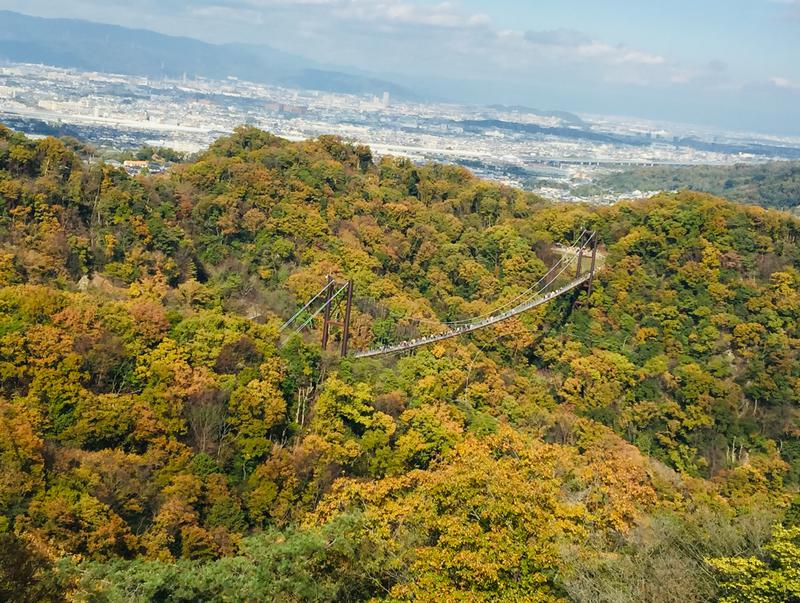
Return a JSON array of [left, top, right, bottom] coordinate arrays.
[[0, 11, 612, 129], [0, 10, 412, 98]]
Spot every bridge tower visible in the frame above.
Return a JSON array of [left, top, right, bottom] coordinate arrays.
[[587, 234, 598, 296], [575, 230, 599, 295], [321, 278, 354, 356], [280, 276, 354, 357]]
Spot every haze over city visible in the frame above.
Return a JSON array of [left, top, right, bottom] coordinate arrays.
[[1, 0, 799, 135]]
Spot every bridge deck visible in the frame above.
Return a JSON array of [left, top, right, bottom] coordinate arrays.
[[353, 272, 591, 359]]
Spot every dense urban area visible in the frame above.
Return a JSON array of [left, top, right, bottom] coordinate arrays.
[[3, 61, 800, 203]]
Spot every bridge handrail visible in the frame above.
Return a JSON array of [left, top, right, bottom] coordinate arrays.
[[431, 230, 593, 327], [353, 272, 591, 359]]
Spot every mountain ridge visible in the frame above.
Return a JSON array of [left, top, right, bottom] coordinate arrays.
[[0, 10, 413, 97]]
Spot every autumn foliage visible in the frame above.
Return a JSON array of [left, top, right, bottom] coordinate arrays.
[[0, 124, 798, 601]]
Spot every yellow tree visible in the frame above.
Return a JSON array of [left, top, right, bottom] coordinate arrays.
[[560, 349, 637, 414]]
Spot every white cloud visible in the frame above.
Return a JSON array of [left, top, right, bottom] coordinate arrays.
[[771, 76, 800, 89], [333, 1, 491, 29], [574, 42, 665, 66], [244, 0, 338, 5], [192, 5, 264, 23], [240, 0, 490, 29]]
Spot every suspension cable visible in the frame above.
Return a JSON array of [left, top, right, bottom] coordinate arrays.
[[358, 261, 593, 358], [406, 229, 590, 328], [280, 279, 334, 331], [443, 229, 593, 325], [293, 282, 350, 333]]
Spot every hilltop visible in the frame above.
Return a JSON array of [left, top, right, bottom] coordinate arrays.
[[0, 124, 798, 601], [576, 160, 800, 212]]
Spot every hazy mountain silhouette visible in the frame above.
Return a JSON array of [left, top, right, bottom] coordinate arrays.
[[0, 10, 412, 97]]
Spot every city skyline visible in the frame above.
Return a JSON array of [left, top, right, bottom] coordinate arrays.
[[0, 1, 798, 135]]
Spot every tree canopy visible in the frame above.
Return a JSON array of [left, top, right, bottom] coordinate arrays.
[[0, 124, 798, 601]]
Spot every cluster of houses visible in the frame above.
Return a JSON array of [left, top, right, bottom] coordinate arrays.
[[104, 158, 172, 176]]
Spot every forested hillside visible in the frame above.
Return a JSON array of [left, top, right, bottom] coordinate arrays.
[[1, 124, 799, 602], [575, 160, 800, 211]]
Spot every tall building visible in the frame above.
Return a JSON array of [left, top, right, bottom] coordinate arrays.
[[382, 91, 390, 108]]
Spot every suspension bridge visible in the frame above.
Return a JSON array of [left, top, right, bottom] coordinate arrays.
[[280, 230, 600, 358]]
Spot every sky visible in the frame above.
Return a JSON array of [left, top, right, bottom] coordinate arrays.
[[1, 0, 799, 135]]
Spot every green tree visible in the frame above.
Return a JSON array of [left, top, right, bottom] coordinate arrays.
[[708, 525, 800, 603]]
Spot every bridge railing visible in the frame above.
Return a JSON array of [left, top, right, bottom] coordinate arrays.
[[353, 272, 591, 359]]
